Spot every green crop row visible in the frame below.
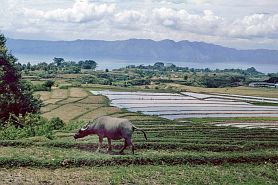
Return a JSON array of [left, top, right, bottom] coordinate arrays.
[[1, 138, 278, 152], [0, 150, 277, 168]]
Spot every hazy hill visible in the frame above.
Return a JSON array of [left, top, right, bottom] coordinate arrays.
[[6, 38, 278, 64]]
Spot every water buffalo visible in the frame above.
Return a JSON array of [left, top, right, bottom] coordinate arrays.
[[74, 116, 147, 154]]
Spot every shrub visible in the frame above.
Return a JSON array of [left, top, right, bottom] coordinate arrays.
[[127, 79, 151, 86], [0, 114, 65, 140], [77, 75, 112, 85], [44, 80, 55, 87], [48, 117, 64, 130], [201, 75, 245, 88], [63, 120, 85, 131], [33, 80, 55, 91], [72, 82, 82, 87], [59, 85, 69, 89]]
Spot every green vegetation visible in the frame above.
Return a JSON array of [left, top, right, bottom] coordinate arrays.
[[0, 114, 64, 140], [249, 102, 278, 106], [19, 57, 274, 89], [32, 80, 54, 91], [0, 34, 63, 140], [0, 34, 42, 125], [19, 58, 97, 75]]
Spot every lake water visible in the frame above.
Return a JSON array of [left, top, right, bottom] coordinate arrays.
[[15, 54, 278, 73]]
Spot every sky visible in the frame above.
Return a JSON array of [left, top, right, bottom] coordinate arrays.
[[1, 0, 278, 49]]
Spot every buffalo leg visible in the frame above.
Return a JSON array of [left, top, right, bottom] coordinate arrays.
[[126, 139, 135, 155], [107, 138, 112, 152], [119, 140, 128, 154], [96, 137, 103, 152], [131, 143, 135, 155]]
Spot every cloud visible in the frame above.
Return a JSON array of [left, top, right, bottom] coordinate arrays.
[[16, 27, 41, 34], [113, 10, 146, 29], [152, 8, 223, 35], [19, 1, 278, 40], [152, 7, 278, 39], [24, 0, 116, 23], [226, 13, 278, 38]]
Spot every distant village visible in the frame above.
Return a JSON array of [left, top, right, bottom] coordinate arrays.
[[249, 77, 278, 88], [249, 82, 278, 88]]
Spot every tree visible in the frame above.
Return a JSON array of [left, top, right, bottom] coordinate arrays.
[[153, 62, 164, 70], [53, 57, 64, 67], [0, 34, 42, 125], [26, 62, 31, 70], [246, 67, 262, 75], [65, 66, 81, 74], [78, 60, 97, 70], [265, 77, 278, 84], [36, 62, 48, 71]]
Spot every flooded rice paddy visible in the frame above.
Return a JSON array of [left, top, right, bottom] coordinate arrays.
[[212, 122, 278, 130], [91, 90, 278, 129], [184, 92, 278, 104]]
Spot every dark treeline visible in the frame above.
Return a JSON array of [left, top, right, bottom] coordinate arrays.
[[16, 57, 97, 74], [125, 62, 264, 76], [16, 58, 276, 88], [10, 49, 277, 90], [17, 59, 266, 77], [119, 62, 268, 88]]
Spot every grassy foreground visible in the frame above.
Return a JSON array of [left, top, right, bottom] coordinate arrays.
[[1, 164, 277, 185], [1, 87, 278, 184]]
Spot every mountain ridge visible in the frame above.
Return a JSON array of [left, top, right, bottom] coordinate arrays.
[[6, 38, 278, 65]]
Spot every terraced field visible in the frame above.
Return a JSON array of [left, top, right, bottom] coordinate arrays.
[[1, 102, 278, 166], [38, 88, 112, 122], [1, 87, 278, 184]]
